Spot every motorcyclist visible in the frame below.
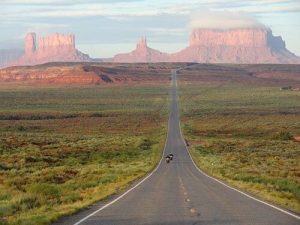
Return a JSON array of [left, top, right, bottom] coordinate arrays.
[[166, 155, 171, 163], [166, 154, 174, 163]]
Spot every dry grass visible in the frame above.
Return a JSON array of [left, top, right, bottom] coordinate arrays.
[[0, 84, 169, 225], [178, 64, 300, 213]]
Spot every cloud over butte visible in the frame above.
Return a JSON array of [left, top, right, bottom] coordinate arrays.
[[188, 11, 266, 30]]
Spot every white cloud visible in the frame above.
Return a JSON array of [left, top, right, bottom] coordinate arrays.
[[188, 11, 266, 30]]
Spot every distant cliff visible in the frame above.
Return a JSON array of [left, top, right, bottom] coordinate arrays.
[[114, 28, 300, 64], [169, 28, 299, 63], [189, 28, 273, 47], [13, 32, 91, 66], [2, 27, 300, 67]]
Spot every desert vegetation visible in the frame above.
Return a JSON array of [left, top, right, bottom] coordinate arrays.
[[0, 84, 169, 225], [178, 64, 300, 213]]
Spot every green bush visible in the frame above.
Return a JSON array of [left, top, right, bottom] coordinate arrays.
[[99, 175, 117, 184], [61, 192, 81, 203], [274, 131, 293, 141], [0, 202, 14, 217], [0, 219, 8, 225], [12, 195, 40, 212], [28, 184, 61, 201], [139, 138, 152, 150]]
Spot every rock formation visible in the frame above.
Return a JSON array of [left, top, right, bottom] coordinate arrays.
[[0, 63, 180, 85], [113, 37, 168, 63], [169, 28, 299, 63], [38, 33, 75, 50], [0, 65, 100, 85], [14, 32, 91, 66], [114, 28, 300, 64], [189, 28, 270, 47], [25, 32, 36, 55], [2, 27, 299, 67]]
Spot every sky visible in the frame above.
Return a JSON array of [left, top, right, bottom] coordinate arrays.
[[0, 0, 300, 58]]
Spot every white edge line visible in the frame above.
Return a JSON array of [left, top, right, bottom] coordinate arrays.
[[174, 70, 300, 220], [73, 75, 173, 225]]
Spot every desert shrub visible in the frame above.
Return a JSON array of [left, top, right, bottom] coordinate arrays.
[[28, 184, 61, 201], [183, 124, 198, 136], [16, 126, 28, 132], [139, 138, 152, 150], [274, 131, 293, 141], [0, 164, 10, 171], [195, 146, 210, 155], [61, 192, 81, 203], [99, 174, 117, 184], [41, 156, 58, 164], [0, 192, 10, 202], [233, 175, 299, 195], [0, 219, 8, 225], [45, 174, 69, 184], [8, 194, 41, 214], [25, 156, 39, 163], [13, 215, 50, 225], [81, 181, 99, 189], [0, 202, 14, 217]]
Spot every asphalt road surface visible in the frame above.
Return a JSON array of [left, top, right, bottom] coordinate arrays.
[[54, 70, 299, 225]]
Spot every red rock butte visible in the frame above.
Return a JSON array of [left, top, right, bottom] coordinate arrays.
[[1, 27, 300, 68], [189, 28, 282, 48], [113, 28, 300, 64], [113, 37, 168, 63], [14, 32, 91, 66]]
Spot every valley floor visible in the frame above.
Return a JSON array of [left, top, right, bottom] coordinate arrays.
[[0, 84, 169, 225], [178, 64, 300, 213]]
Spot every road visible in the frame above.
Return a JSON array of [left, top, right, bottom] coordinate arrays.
[[54, 69, 299, 225]]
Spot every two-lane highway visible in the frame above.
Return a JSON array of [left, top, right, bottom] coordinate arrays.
[[54, 70, 299, 225]]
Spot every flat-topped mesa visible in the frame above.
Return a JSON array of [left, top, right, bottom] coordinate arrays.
[[173, 27, 300, 63], [12, 32, 90, 66], [189, 28, 286, 50], [38, 33, 75, 50]]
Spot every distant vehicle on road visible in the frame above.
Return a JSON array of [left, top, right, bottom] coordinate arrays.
[[166, 154, 174, 163]]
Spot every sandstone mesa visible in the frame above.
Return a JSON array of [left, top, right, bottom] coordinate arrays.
[[113, 28, 300, 64], [14, 32, 91, 66], [0, 27, 299, 68]]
